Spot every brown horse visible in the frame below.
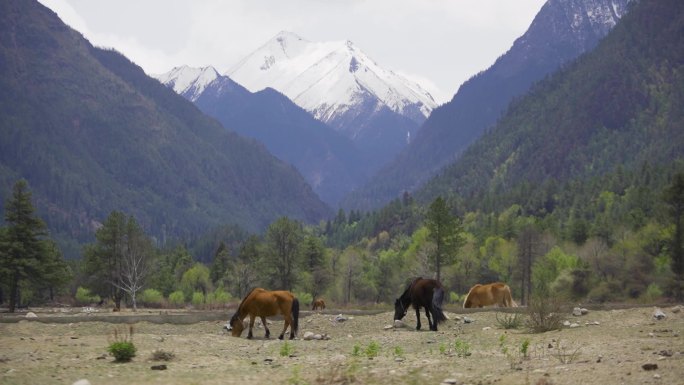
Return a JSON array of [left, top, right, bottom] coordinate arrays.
[[394, 277, 447, 331], [312, 298, 326, 311], [463, 282, 517, 308], [228, 288, 300, 339]]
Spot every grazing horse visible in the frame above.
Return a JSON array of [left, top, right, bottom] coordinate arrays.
[[463, 282, 517, 308], [394, 277, 447, 331], [228, 288, 299, 339], [312, 298, 326, 311]]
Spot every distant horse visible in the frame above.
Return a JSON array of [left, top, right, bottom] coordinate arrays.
[[394, 277, 447, 331], [228, 288, 299, 339], [463, 282, 517, 308], [312, 298, 326, 311]]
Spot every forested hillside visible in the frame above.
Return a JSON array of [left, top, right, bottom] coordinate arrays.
[[416, 0, 684, 217], [0, 0, 330, 255]]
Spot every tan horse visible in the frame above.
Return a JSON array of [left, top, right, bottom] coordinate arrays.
[[229, 288, 299, 339], [312, 298, 326, 311], [463, 282, 517, 308]]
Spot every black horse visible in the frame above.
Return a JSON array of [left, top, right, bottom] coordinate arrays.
[[394, 277, 447, 331]]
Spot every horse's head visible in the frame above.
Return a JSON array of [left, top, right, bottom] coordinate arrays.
[[393, 298, 407, 320], [229, 312, 244, 337]]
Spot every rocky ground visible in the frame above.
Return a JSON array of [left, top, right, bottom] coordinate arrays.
[[0, 305, 683, 385]]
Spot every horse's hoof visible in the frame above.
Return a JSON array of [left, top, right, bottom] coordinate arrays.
[[289, 335, 295, 340], [278, 335, 284, 340]]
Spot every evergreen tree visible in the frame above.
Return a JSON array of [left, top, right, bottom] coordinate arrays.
[[425, 197, 464, 282], [664, 172, 684, 299], [210, 242, 231, 286], [83, 212, 152, 310], [265, 217, 303, 291], [0, 180, 64, 312]]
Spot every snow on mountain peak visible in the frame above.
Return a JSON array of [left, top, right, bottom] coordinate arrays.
[[227, 32, 437, 127], [155, 65, 219, 101]]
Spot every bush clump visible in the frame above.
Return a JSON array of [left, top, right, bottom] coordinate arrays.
[[107, 326, 136, 362]]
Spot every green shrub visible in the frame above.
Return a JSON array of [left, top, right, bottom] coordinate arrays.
[[454, 339, 471, 357], [139, 289, 164, 307], [75, 286, 100, 305], [191, 291, 205, 307], [107, 326, 136, 362], [294, 292, 313, 307], [641, 283, 663, 303], [280, 341, 294, 357], [168, 290, 185, 307], [449, 291, 463, 304], [108, 341, 136, 362], [206, 288, 232, 308], [364, 341, 380, 358]]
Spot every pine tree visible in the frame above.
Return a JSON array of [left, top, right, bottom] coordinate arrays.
[[664, 172, 684, 300], [425, 197, 464, 282], [1, 180, 48, 312]]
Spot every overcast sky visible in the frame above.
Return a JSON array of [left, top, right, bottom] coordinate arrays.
[[39, 0, 547, 104]]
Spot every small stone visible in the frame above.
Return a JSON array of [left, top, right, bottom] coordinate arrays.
[[313, 334, 323, 340], [394, 319, 406, 328], [334, 314, 348, 322], [303, 332, 315, 340], [572, 307, 582, 316], [581, 308, 589, 315], [72, 380, 91, 385], [654, 374, 661, 379], [482, 326, 491, 331], [653, 309, 666, 320], [463, 317, 473, 324], [384, 325, 393, 330], [570, 323, 580, 328], [150, 364, 167, 370], [563, 320, 571, 327], [642, 363, 658, 371], [25, 312, 37, 318], [442, 379, 459, 384], [597, 355, 603, 363], [395, 357, 404, 362]]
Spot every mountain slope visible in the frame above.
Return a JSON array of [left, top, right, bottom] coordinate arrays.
[[343, 0, 632, 210], [227, 31, 438, 169], [0, 0, 331, 249], [184, 69, 369, 205], [415, 0, 684, 210]]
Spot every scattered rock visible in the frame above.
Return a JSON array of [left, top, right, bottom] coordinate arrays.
[[303, 331, 315, 340], [334, 314, 348, 323], [394, 319, 406, 328], [150, 364, 167, 370], [642, 363, 658, 371], [482, 326, 491, 331], [25, 312, 37, 318], [442, 379, 459, 384], [656, 350, 673, 357], [653, 308, 666, 320], [569, 323, 581, 328], [653, 374, 661, 379], [563, 321, 571, 327], [384, 325, 393, 330], [463, 317, 473, 324], [395, 357, 404, 362], [581, 308, 589, 315], [671, 305, 682, 313], [72, 380, 91, 385], [585, 321, 600, 326], [597, 355, 603, 363], [572, 307, 582, 317]]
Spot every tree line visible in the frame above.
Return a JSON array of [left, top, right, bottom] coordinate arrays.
[[1, 173, 683, 312]]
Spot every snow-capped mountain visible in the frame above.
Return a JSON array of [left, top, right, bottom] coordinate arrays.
[[227, 31, 437, 140], [155, 65, 219, 101]]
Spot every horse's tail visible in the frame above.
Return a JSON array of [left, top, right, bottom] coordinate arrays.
[[503, 285, 517, 307], [291, 297, 300, 336], [431, 287, 447, 324]]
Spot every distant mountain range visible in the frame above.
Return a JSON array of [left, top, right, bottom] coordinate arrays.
[[157, 66, 368, 205], [158, 32, 438, 183], [342, 0, 633, 210], [0, 0, 331, 255]]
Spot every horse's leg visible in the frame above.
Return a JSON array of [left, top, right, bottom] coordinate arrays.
[[415, 307, 422, 330], [247, 315, 256, 339], [278, 318, 289, 340], [425, 307, 436, 331], [261, 316, 270, 338]]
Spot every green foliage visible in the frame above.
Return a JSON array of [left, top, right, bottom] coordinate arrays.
[[191, 291, 205, 306], [640, 283, 663, 303], [107, 326, 136, 362], [280, 341, 294, 357], [454, 339, 471, 357], [75, 286, 100, 305], [139, 289, 164, 307], [496, 312, 523, 330], [180, 263, 211, 299], [351, 344, 361, 357], [294, 292, 313, 307], [520, 338, 530, 358], [425, 196, 465, 281], [364, 341, 380, 358], [393, 346, 405, 358], [168, 290, 185, 307]]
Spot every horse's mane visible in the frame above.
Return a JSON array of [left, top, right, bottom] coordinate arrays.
[[232, 287, 260, 322]]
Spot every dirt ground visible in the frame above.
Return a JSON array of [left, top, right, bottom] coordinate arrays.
[[0, 305, 683, 385]]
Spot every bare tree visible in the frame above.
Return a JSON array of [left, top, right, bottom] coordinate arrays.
[[112, 231, 151, 311]]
